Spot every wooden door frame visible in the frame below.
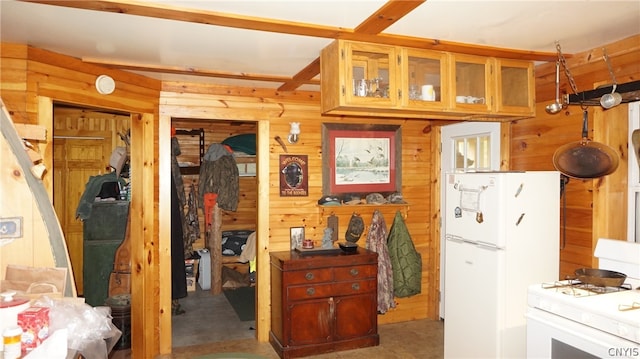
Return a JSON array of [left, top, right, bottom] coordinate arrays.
[[40, 97, 159, 357], [157, 111, 270, 351]]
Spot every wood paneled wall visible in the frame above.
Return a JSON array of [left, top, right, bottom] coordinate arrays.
[[159, 84, 436, 344], [512, 34, 640, 279], [1, 43, 162, 359]]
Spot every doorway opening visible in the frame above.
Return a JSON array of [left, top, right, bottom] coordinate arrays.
[[170, 118, 258, 348], [52, 102, 131, 303]]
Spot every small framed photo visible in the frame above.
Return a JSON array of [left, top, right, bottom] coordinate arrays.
[[290, 227, 305, 250]]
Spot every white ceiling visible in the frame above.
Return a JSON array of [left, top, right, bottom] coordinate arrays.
[[2, 0, 639, 90]]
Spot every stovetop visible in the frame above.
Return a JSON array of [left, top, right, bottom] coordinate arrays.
[[528, 281, 640, 343], [540, 279, 634, 297]]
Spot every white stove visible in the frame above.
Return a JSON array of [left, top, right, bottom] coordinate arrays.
[[527, 239, 640, 358]]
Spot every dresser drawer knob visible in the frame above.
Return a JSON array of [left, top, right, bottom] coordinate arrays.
[[352, 283, 360, 291], [305, 272, 314, 280], [306, 287, 316, 296], [350, 268, 359, 276]]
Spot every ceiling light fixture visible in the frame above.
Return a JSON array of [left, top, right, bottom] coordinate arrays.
[[95, 75, 115, 95], [600, 49, 622, 109]]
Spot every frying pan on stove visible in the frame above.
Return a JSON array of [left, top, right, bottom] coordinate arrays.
[[575, 268, 626, 287]]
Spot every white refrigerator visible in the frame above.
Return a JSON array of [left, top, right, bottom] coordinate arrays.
[[443, 171, 560, 358]]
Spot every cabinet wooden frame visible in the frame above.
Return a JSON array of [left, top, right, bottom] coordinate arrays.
[[321, 123, 402, 196], [400, 47, 450, 110], [343, 41, 398, 107], [321, 39, 536, 120], [450, 53, 493, 113]]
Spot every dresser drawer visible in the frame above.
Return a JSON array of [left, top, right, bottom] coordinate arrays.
[[284, 268, 333, 285], [287, 283, 334, 300], [334, 265, 376, 281], [287, 279, 375, 301], [333, 279, 376, 295]]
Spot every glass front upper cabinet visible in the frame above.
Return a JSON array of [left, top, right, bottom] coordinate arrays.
[[451, 54, 492, 112], [495, 59, 535, 115], [401, 49, 448, 109], [343, 41, 398, 107]]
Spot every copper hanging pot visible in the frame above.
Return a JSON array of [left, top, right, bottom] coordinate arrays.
[[552, 109, 619, 179]]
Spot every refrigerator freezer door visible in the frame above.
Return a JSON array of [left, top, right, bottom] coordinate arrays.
[[444, 239, 503, 358]]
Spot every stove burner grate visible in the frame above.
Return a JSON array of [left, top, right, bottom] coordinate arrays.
[[541, 279, 631, 297]]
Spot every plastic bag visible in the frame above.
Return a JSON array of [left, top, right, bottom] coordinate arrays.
[[32, 297, 121, 359]]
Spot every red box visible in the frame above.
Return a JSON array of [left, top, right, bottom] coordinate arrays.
[[17, 306, 50, 355]]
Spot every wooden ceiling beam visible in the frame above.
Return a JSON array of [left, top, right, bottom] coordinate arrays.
[[82, 57, 320, 85], [279, 0, 424, 91], [354, 0, 426, 34]]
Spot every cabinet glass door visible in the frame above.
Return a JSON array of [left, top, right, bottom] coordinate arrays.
[[452, 54, 491, 112], [345, 42, 397, 106], [402, 49, 448, 109], [496, 59, 534, 115]]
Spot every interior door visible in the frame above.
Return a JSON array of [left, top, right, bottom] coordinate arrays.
[[53, 133, 111, 294]]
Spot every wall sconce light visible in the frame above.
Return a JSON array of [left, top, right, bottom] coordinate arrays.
[[95, 75, 115, 95], [288, 122, 300, 144]]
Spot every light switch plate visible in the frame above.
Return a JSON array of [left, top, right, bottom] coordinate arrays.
[[0, 217, 23, 238]]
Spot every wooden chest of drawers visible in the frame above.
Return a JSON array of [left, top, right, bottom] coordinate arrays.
[[269, 249, 379, 358]]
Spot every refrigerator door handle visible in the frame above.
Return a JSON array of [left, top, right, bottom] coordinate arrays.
[[446, 234, 477, 245], [475, 240, 504, 250]]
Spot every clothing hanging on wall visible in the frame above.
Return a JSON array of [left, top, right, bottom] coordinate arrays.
[[387, 211, 422, 298], [198, 143, 239, 211], [171, 176, 187, 304], [184, 183, 200, 254], [171, 136, 186, 207], [365, 209, 395, 314]]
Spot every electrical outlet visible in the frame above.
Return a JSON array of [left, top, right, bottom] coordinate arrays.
[[0, 217, 22, 239]]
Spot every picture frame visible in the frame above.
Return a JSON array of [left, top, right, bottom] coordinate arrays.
[[322, 123, 401, 195], [290, 227, 305, 250], [279, 154, 308, 197]]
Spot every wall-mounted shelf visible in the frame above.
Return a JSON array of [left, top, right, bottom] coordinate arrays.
[[317, 203, 409, 224], [176, 128, 205, 175]]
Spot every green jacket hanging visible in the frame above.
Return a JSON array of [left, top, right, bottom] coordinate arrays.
[[387, 210, 422, 298]]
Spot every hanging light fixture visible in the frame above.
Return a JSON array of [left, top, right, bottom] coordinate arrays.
[[600, 49, 622, 109]]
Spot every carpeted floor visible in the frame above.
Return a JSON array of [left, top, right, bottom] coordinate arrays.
[[165, 318, 444, 359], [172, 289, 256, 348], [193, 353, 268, 359], [223, 286, 256, 321]]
